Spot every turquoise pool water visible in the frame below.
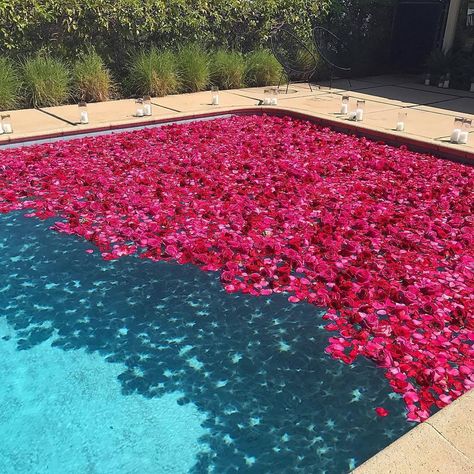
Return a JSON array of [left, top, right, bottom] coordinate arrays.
[[0, 211, 413, 473]]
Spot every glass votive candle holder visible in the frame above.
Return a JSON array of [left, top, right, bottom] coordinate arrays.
[[78, 101, 89, 124], [135, 98, 144, 117], [263, 88, 272, 105], [458, 119, 471, 145], [443, 73, 451, 89], [270, 87, 278, 106], [450, 116, 464, 143], [1, 114, 13, 134], [355, 100, 365, 121], [143, 96, 152, 116], [340, 96, 349, 114], [211, 86, 219, 105], [396, 111, 407, 131]]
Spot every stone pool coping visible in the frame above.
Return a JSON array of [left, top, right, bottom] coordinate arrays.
[[0, 76, 473, 471], [353, 389, 473, 474]]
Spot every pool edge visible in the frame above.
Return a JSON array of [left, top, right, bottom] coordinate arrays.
[[1, 106, 473, 165]]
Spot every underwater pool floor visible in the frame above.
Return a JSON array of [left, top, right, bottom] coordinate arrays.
[[0, 212, 412, 473]]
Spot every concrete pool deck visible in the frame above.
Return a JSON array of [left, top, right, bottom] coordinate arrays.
[[0, 74, 473, 472]]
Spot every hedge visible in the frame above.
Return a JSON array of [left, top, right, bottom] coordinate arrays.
[[0, 1, 328, 67], [0, 1, 396, 79]]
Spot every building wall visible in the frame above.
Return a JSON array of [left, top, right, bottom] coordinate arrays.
[[443, 0, 462, 51]]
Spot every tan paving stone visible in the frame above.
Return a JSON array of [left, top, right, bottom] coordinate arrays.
[[317, 78, 377, 90], [363, 107, 457, 139], [415, 98, 474, 119], [0, 108, 72, 138], [228, 85, 322, 102], [281, 93, 399, 118], [361, 74, 419, 85], [151, 90, 258, 112], [353, 422, 474, 474], [40, 99, 171, 125], [426, 390, 474, 461], [342, 85, 459, 107]]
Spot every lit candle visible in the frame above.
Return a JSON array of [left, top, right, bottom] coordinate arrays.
[[451, 128, 462, 143], [355, 100, 365, 121], [78, 102, 89, 124], [1, 114, 13, 134], [458, 131, 468, 144], [396, 111, 407, 132], [443, 73, 450, 89], [143, 96, 152, 116], [458, 118, 471, 145], [450, 117, 464, 143], [135, 98, 144, 117], [340, 96, 349, 114], [211, 86, 219, 106]]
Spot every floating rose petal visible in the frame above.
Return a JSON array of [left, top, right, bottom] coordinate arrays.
[[375, 407, 389, 417]]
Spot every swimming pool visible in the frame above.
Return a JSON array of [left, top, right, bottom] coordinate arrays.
[[0, 114, 472, 473]]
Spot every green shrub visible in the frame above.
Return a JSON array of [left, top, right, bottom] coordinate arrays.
[[73, 50, 114, 102], [128, 48, 179, 97], [245, 49, 282, 86], [177, 44, 210, 92], [0, 57, 20, 110], [424, 49, 453, 75], [211, 50, 246, 89], [0, 1, 328, 60], [22, 53, 70, 107]]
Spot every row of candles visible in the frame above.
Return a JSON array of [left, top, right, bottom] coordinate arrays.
[[339, 96, 472, 143], [2, 91, 471, 146], [425, 73, 474, 92], [78, 96, 155, 125]]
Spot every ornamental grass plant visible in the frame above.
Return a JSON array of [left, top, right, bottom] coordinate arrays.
[[0, 57, 20, 110], [210, 50, 246, 90], [128, 48, 179, 97], [22, 53, 70, 107], [245, 49, 282, 87], [73, 50, 114, 102], [176, 44, 210, 92]]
